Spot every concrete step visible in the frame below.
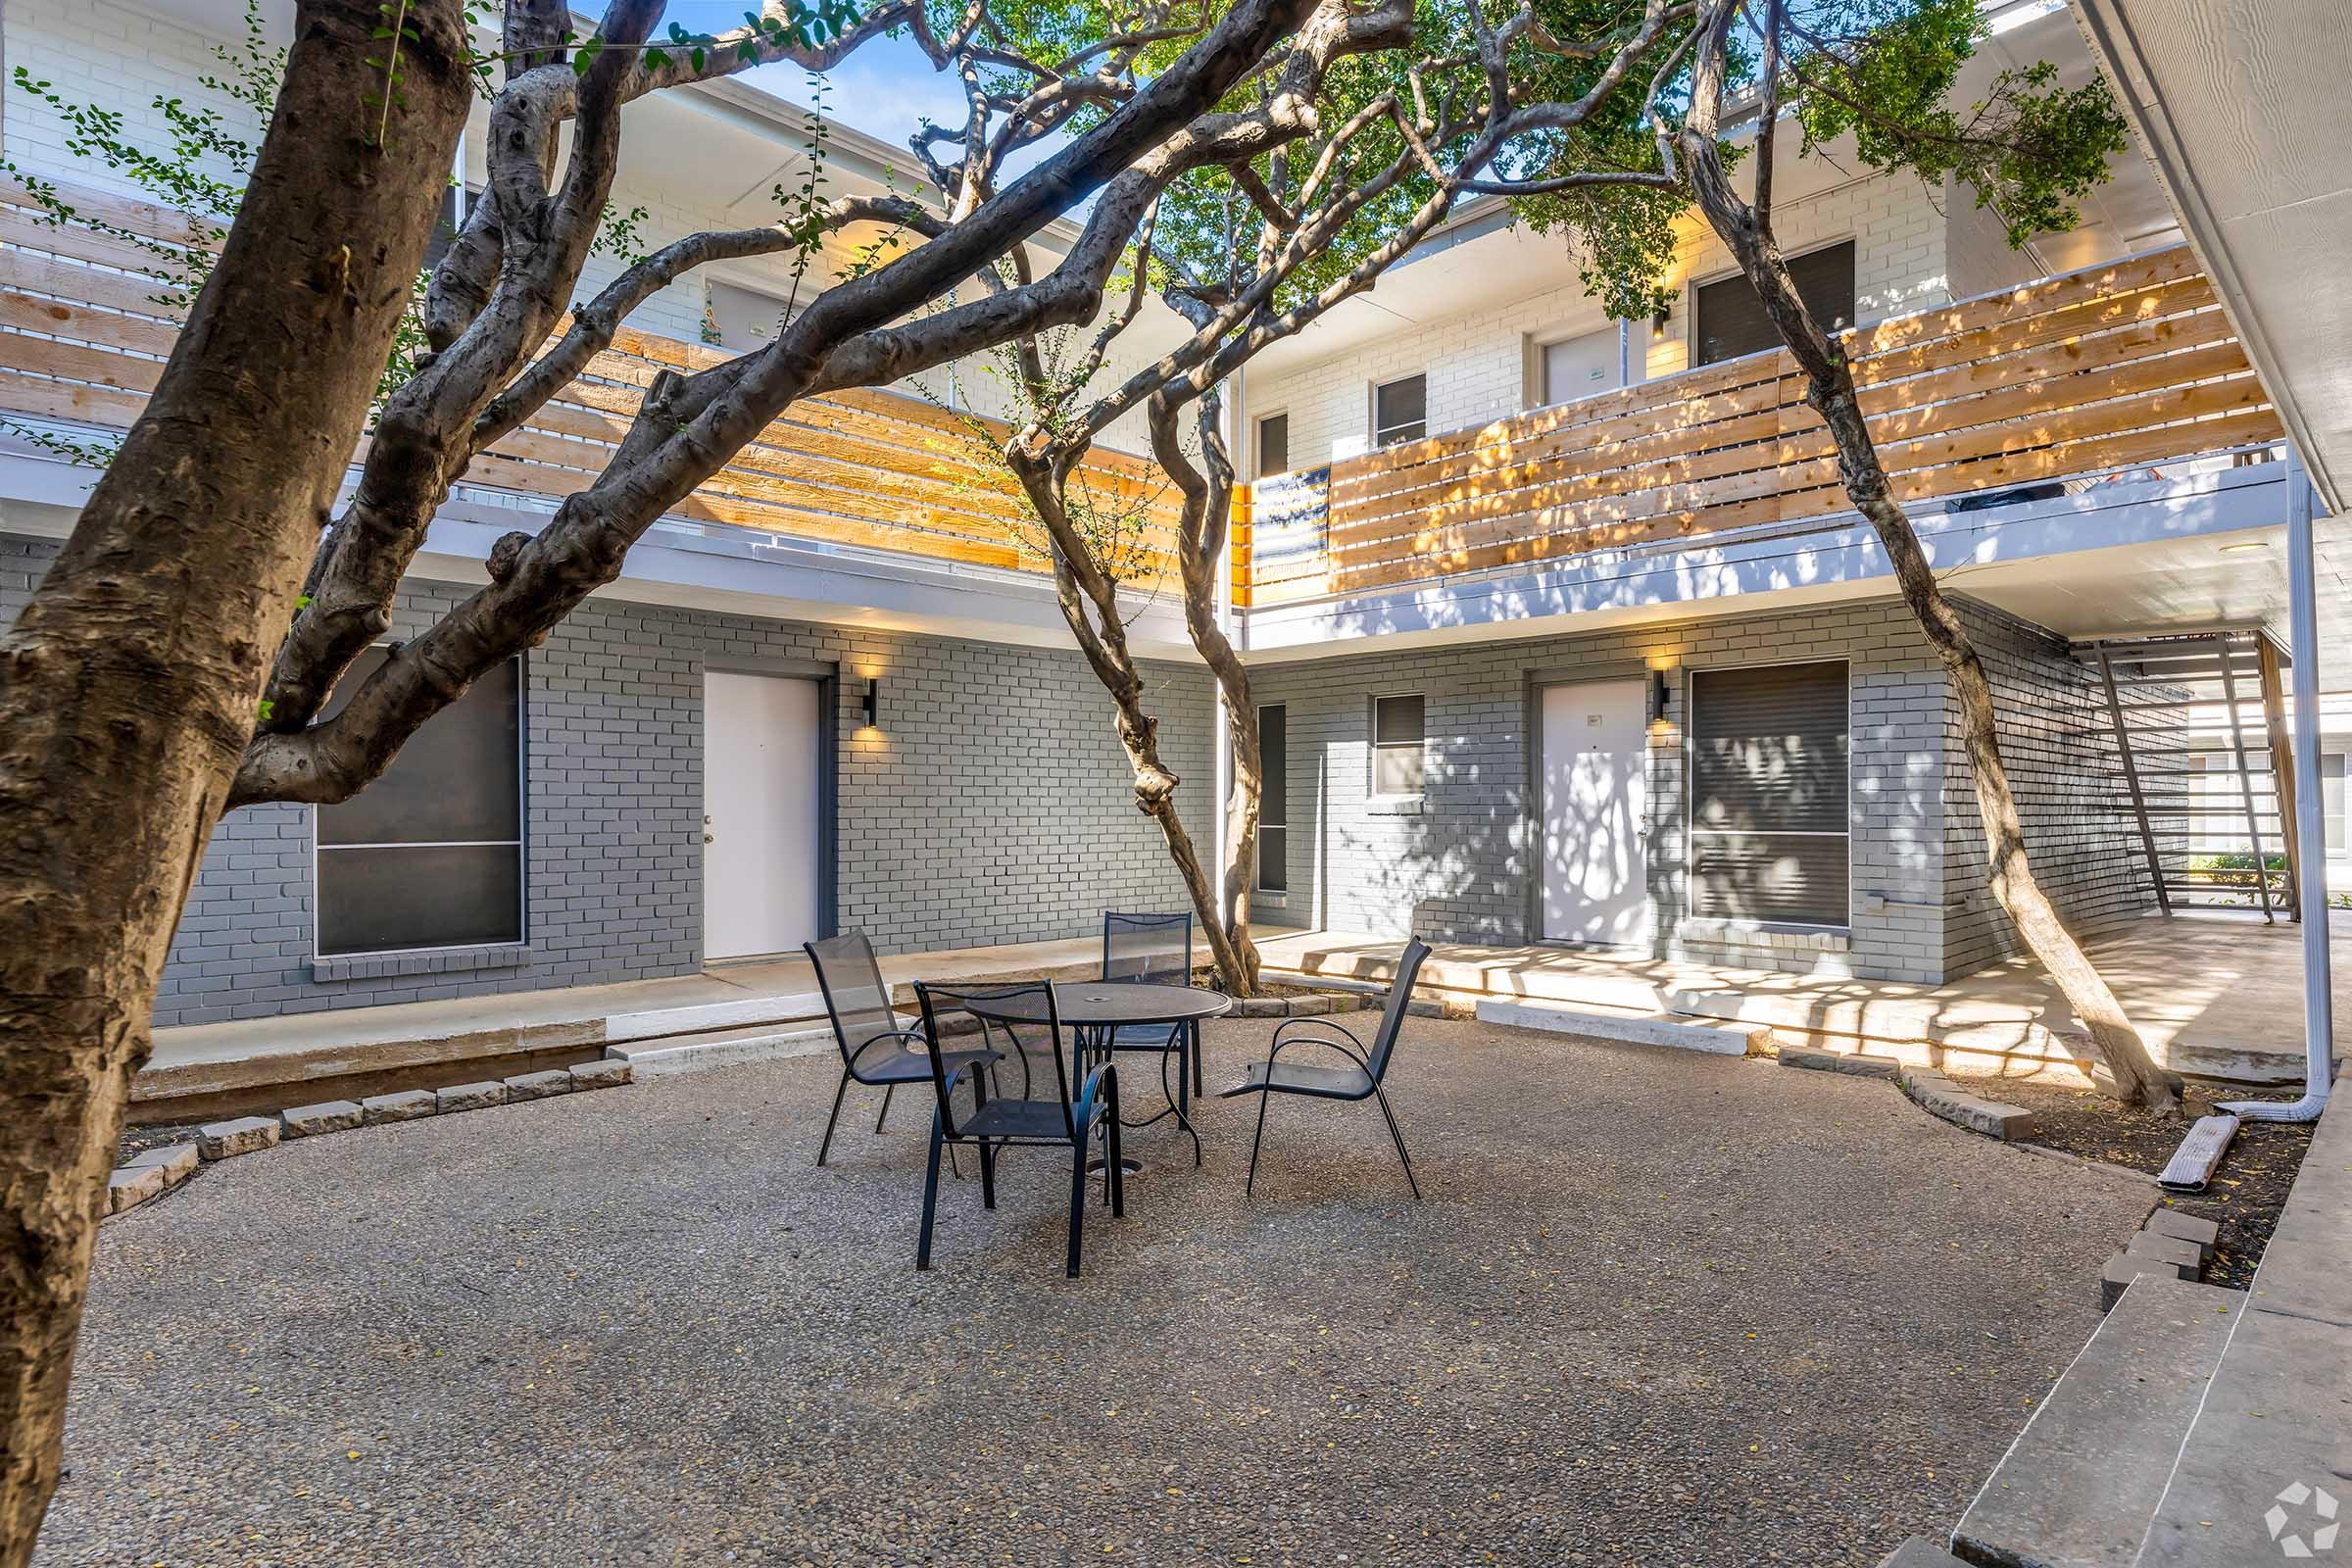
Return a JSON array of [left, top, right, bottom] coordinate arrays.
[[1472, 998, 1770, 1056], [1881, 1540, 1970, 1568], [1953, 1274, 2242, 1568], [604, 992, 827, 1043], [605, 1020, 835, 1077]]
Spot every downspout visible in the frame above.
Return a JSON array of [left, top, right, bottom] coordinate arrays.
[[2221, 447, 2334, 1122]]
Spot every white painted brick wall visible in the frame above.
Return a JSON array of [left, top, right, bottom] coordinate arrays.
[[1251, 169, 1956, 473]]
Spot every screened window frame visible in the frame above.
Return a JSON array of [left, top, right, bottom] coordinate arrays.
[[1256, 703, 1289, 895], [311, 648, 529, 959], [1688, 237, 1857, 368], [1369, 691, 1427, 800], [1255, 410, 1291, 478], [1370, 373, 1428, 449], [1682, 657, 1853, 931]]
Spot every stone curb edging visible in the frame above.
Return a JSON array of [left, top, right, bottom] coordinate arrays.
[[103, 1058, 635, 1220], [1776, 1045, 2039, 1143], [2098, 1204, 2221, 1309]]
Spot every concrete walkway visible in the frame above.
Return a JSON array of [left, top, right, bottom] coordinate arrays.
[[1260, 911, 2351, 1085], [53, 1015, 2150, 1567], [141, 908, 2341, 1115], [139, 933, 1121, 1113]]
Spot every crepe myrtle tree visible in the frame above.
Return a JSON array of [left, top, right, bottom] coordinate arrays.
[[984, 0, 1713, 992], [0, 0, 1440, 1551], [1624, 0, 2180, 1111]]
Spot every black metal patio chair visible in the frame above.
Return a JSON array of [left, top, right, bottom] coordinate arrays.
[[1218, 936, 1432, 1200], [805, 932, 1000, 1167], [911, 979, 1124, 1277], [1096, 909, 1203, 1161]]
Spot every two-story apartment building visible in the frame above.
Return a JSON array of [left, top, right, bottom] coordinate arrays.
[[0, 0, 2330, 1053]]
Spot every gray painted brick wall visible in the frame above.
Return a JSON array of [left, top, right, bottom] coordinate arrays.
[[1939, 598, 2162, 975], [1247, 593, 2161, 986], [1246, 598, 1956, 983], [0, 534, 1214, 1027]]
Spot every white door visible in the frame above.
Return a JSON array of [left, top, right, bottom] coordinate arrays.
[[1541, 678, 1653, 946], [703, 672, 822, 961]]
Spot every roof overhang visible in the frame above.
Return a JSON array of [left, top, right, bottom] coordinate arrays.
[[2074, 0, 2352, 514]]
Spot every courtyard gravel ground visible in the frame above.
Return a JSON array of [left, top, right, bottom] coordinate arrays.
[[40, 1015, 2152, 1567]]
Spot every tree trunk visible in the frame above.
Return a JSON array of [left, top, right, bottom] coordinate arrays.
[[1150, 391, 1262, 995], [0, 4, 473, 1558], [1679, 128, 2181, 1112]]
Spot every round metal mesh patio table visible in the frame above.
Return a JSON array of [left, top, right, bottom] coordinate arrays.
[[961, 982, 1232, 1171]]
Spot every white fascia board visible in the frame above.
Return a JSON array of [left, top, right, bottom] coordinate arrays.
[[421, 490, 1196, 656], [1237, 461, 2291, 662], [0, 443, 1194, 660]]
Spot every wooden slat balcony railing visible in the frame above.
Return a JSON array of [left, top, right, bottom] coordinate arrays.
[[0, 175, 1181, 586], [1234, 246, 2284, 608]]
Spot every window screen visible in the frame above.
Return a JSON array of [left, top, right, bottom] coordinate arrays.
[[1373, 374, 1426, 448], [317, 649, 524, 955], [1688, 662, 1848, 925], [1372, 694, 1425, 797], [1257, 705, 1288, 893], [1693, 241, 1855, 366], [1257, 413, 1290, 477]]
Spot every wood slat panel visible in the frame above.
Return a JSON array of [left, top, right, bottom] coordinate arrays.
[[1280, 244, 2276, 602], [0, 174, 1178, 589]]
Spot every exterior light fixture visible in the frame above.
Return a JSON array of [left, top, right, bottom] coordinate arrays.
[[1647, 666, 1673, 723], [1650, 307, 1671, 338], [2218, 540, 2271, 553], [861, 676, 881, 727]]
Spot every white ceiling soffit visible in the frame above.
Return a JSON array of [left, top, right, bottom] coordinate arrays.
[[2073, 0, 2352, 514]]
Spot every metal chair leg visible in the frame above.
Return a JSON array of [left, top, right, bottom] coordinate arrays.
[[1373, 1084, 1421, 1201], [1108, 1107, 1126, 1219], [1245, 1089, 1274, 1198], [1192, 1018, 1204, 1097], [916, 1113, 947, 1270], [979, 1140, 997, 1210], [1065, 1140, 1089, 1279], [874, 1082, 896, 1134], [816, 1069, 852, 1166]]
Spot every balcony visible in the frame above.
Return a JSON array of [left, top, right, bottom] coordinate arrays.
[[0, 175, 1179, 587], [1235, 246, 2283, 608]]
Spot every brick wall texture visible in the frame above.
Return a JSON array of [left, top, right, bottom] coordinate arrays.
[[1245, 594, 2160, 985], [0, 535, 1213, 1026], [1250, 166, 1952, 476]]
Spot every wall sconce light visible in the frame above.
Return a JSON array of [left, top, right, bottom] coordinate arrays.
[[1646, 666, 1673, 723], [860, 676, 881, 728], [1650, 306, 1671, 338]]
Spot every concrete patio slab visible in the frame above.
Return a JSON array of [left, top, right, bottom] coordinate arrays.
[[1260, 910, 2352, 1085], [51, 1015, 2151, 1567]]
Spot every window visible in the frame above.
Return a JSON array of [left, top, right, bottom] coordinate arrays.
[[1688, 661, 1848, 925], [316, 649, 524, 956], [707, 279, 794, 353], [423, 183, 474, 273], [1372, 374, 1427, 448], [1540, 324, 1624, 406], [1256, 412, 1290, 477], [1257, 705, 1288, 893], [1693, 240, 1855, 366], [1372, 694, 1426, 797]]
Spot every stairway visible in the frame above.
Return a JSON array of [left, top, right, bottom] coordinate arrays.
[[2083, 630, 2298, 920]]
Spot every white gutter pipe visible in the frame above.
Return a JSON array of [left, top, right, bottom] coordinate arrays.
[[2221, 447, 2333, 1122]]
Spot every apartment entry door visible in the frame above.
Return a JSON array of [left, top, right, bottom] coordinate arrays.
[[1539, 678, 1653, 947], [703, 671, 823, 961]]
